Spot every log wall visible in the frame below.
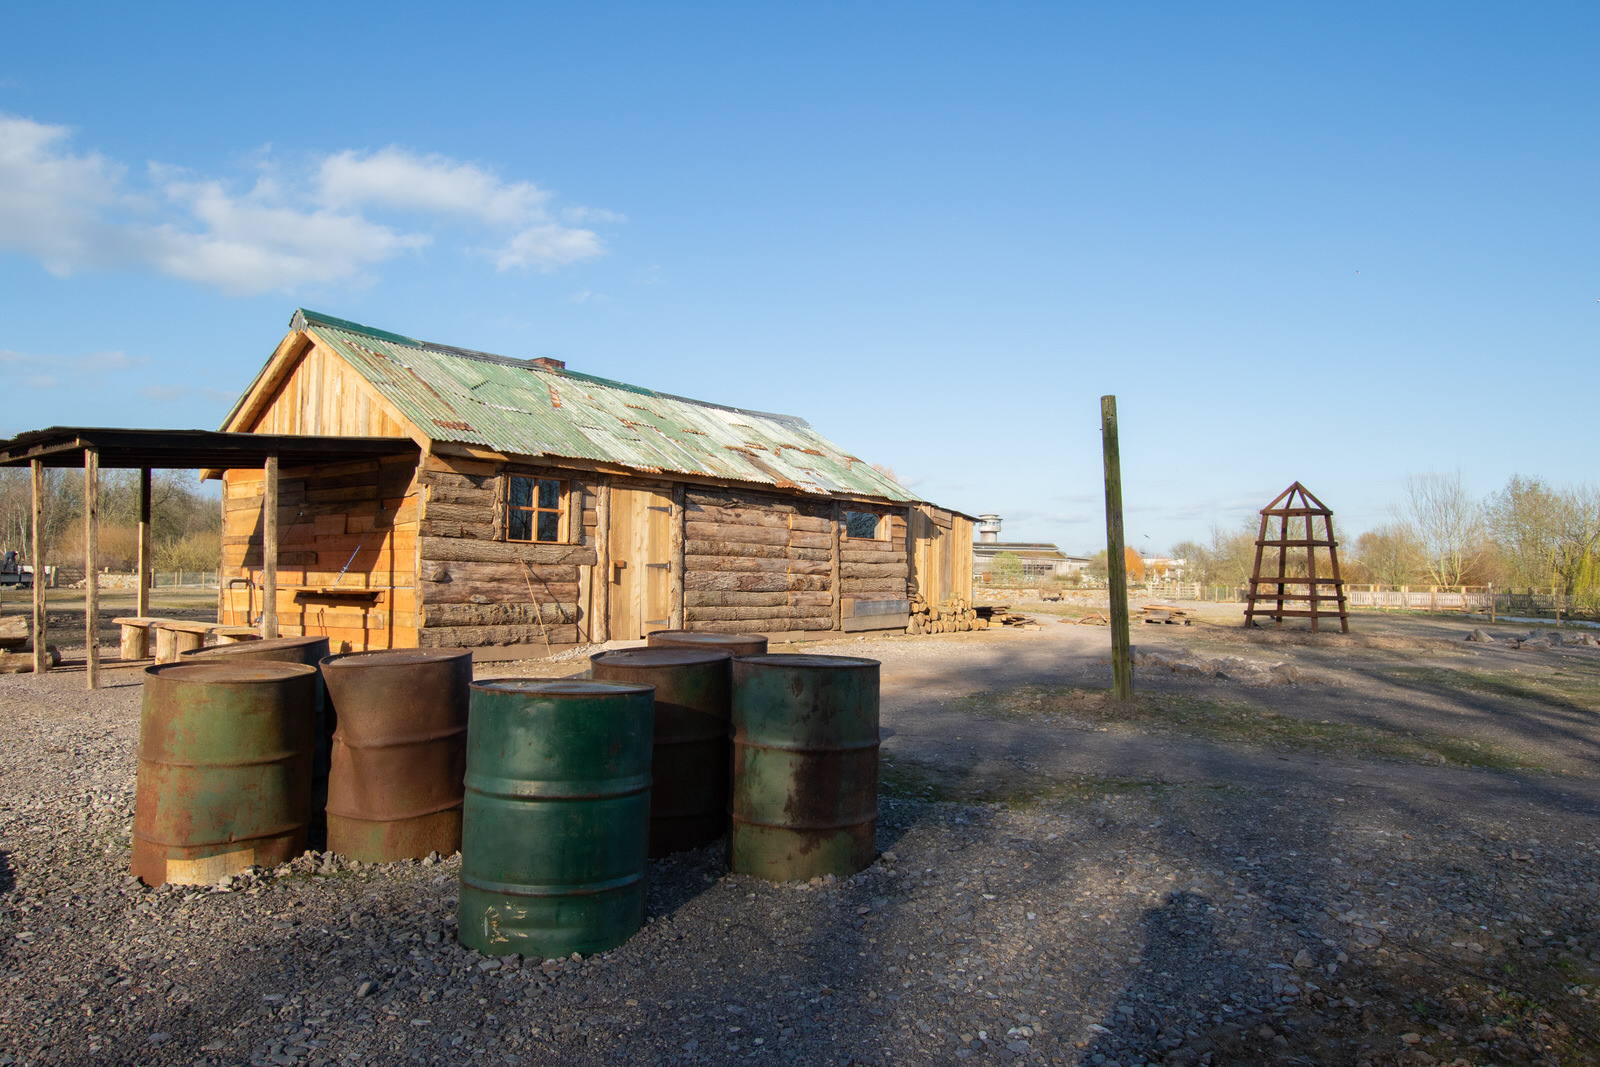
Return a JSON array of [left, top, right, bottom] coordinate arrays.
[[220, 455, 421, 651], [413, 453, 599, 648]]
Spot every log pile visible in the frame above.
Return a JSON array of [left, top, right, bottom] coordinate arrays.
[[907, 595, 985, 634]]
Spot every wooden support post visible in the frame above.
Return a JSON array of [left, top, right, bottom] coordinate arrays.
[[668, 483, 686, 630], [830, 502, 843, 632], [30, 460, 46, 675], [262, 455, 279, 639], [594, 480, 611, 642], [137, 466, 152, 621], [1100, 396, 1132, 701], [84, 447, 100, 690]]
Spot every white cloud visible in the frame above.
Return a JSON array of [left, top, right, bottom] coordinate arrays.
[[0, 115, 615, 295], [0, 348, 146, 389]]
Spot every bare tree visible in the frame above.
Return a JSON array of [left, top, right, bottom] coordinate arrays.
[[1398, 471, 1482, 587], [1351, 524, 1426, 587]]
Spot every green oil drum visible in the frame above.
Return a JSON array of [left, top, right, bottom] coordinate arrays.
[[646, 630, 769, 657], [590, 647, 732, 857], [321, 648, 472, 863], [730, 654, 880, 881], [132, 661, 318, 886], [458, 680, 654, 959], [181, 636, 332, 823]]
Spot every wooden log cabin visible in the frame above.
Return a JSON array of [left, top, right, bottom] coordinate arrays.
[[215, 310, 974, 654]]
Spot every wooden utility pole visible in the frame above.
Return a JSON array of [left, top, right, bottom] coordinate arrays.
[[84, 447, 100, 690], [31, 460, 46, 676], [1101, 395, 1132, 700], [262, 455, 279, 639], [136, 467, 152, 620]]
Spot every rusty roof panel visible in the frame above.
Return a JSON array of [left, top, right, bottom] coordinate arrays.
[[288, 309, 914, 503]]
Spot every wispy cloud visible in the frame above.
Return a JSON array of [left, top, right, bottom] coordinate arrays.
[[0, 115, 618, 296], [0, 347, 145, 389]]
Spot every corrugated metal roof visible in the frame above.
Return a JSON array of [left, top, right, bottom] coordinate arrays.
[[281, 309, 915, 503]]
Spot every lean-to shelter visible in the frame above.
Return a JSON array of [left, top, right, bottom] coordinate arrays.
[[212, 309, 974, 655]]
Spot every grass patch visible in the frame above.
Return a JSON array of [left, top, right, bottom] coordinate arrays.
[[1383, 666, 1600, 716], [880, 752, 1171, 809], [949, 684, 1547, 772]]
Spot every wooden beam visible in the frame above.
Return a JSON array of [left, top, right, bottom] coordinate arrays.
[[262, 454, 279, 639], [668, 483, 686, 630], [1100, 396, 1132, 701], [594, 480, 611, 642], [30, 459, 45, 675], [830, 502, 843, 631], [84, 447, 100, 690], [137, 467, 152, 620]]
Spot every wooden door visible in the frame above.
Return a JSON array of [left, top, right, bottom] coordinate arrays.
[[607, 485, 674, 640]]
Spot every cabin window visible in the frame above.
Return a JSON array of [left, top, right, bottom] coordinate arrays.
[[843, 510, 883, 540], [507, 475, 565, 543]]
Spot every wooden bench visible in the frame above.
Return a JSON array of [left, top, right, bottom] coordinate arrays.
[[114, 618, 259, 663]]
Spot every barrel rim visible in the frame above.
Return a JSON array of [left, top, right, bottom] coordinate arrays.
[[321, 648, 474, 671], [590, 647, 732, 668], [470, 678, 656, 697], [143, 661, 319, 682], [732, 653, 881, 669], [647, 629, 768, 644], [179, 635, 332, 660]]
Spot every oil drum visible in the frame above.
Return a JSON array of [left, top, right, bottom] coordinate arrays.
[[458, 680, 654, 959], [132, 661, 318, 886], [590, 647, 731, 856], [647, 630, 768, 658], [321, 648, 471, 862], [730, 654, 880, 881], [181, 636, 332, 824]]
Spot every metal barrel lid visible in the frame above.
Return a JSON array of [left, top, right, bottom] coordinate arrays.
[[144, 661, 319, 684], [472, 678, 655, 698], [735, 654, 880, 669], [180, 635, 330, 660], [321, 648, 473, 671], [590, 648, 731, 669]]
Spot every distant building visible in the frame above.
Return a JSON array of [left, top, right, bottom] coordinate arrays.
[[972, 515, 1092, 581]]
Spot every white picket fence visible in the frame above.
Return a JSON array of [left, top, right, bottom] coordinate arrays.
[[1345, 586, 1492, 611]]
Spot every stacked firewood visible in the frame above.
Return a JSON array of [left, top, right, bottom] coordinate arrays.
[[906, 595, 987, 634]]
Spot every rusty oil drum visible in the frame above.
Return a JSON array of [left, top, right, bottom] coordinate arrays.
[[132, 661, 318, 886], [590, 647, 732, 856], [321, 648, 471, 862], [181, 636, 332, 821], [458, 680, 654, 958], [647, 630, 768, 658], [730, 654, 880, 881]]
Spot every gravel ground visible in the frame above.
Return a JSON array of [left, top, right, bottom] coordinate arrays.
[[4, 609, 1600, 1066]]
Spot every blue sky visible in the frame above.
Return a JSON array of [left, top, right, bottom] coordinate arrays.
[[2, 3, 1595, 554]]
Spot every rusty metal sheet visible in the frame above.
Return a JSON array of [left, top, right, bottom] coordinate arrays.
[[590, 648, 732, 857], [321, 648, 471, 862], [132, 661, 318, 886], [729, 654, 879, 882]]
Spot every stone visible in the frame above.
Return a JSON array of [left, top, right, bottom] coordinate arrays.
[[1465, 629, 1494, 643]]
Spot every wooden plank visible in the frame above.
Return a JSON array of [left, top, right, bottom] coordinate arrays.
[[685, 572, 831, 593], [421, 537, 598, 567], [686, 503, 792, 528], [841, 548, 906, 565], [840, 577, 908, 594], [683, 555, 831, 576], [686, 606, 837, 622], [686, 590, 833, 608], [689, 618, 834, 634], [684, 540, 831, 560], [842, 612, 910, 632], [830, 502, 842, 632], [789, 531, 833, 550], [418, 623, 578, 648], [841, 561, 908, 580], [422, 603, 577, 627], [414, 500, 492, 527], [421, 578, 580, 606], [841, 538, 896, 553], [683, 521, 789, 546], [594, 479, 611, 642]]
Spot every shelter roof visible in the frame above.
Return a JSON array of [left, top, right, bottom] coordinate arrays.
[[0, 427, 418, 470], [228, 309, 915, 503]]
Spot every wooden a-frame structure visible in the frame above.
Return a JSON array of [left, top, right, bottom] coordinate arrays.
[[1244, 481, 1349, 633]]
